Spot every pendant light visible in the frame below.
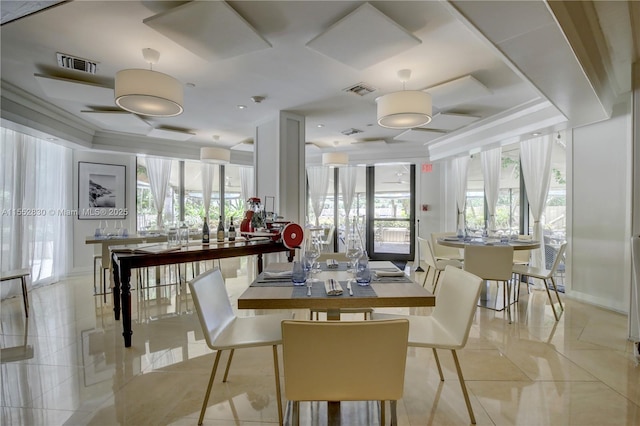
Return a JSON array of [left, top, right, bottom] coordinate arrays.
[[376, 69, 432, 129], [115, 48, 184, 117], [200, 136, 230, 164]]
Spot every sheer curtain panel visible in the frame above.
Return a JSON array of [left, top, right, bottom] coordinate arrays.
[[239, 166, 254, 205], [1, 128, 71, 298], [520, 134, 553, 275], [201, 163, 214, 220], [340, 166, 357, 229], [307, 166, 330, 226], [481, 147, 502, 232], [146, 157, 172, 228], [451, 156, 470, 231]]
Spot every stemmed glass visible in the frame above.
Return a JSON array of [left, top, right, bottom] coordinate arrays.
[[303, 237, 321, 280], [345, 233, 363, 273]]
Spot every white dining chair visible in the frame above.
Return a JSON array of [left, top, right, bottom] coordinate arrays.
[[417, 236, 462, 292], [430, 232, 464, 261], [281, 319, 409, 426], [512, 242, 566, 321], [189, 268, 290, 425], [463, 244, 515, 323], [372, 266, 483, 424]]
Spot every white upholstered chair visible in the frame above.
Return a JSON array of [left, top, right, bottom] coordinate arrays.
[[512, 242, 566, 321], [281, 319, 409, 426], [463, 244, 515, 323], [430, 232, 463, 261], [372, 266, 483, 424], [189, 268, 289, 425], [417, 236, 462, 292]]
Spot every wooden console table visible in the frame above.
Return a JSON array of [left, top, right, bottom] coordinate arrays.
[[111, 240, 294, 347]]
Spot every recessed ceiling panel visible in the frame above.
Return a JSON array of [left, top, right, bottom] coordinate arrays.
[[394, 128, 446, 143], [425, 75, 492, 109], [34, 74, 113, 105], [143, 1, 272, 61], [306, 3, 421, 70], [148, 127, 195, 141], [81, 110, 150, 134], [423, 113, 480, 131]]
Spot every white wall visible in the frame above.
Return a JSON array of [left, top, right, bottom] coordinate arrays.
[[416, 160, 446, 241], [72, 150, 137, 273], [568, 98, 633, 312]]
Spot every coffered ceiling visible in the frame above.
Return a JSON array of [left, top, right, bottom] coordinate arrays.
[[0, 1, 636, 164]]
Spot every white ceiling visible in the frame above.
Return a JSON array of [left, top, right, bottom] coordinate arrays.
[[0, 1, 636, 165]]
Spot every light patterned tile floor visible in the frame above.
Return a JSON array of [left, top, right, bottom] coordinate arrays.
[[2, 257, 639, 425]]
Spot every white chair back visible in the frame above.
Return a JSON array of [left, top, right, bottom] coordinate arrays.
[[281, 319, 409, 402], [417, 236, 436, 269], [512, 235, 532, 264], [431, 232, 463, 260], [431, 266, 483, 349], [188, 268, 235, 349], [463, 245, 514, 281], [549, 242, 567, 274]]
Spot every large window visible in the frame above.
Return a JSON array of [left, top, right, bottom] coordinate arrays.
[[136, 158, 251, 232]]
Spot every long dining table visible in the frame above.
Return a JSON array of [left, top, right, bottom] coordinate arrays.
[[238, 261, 435, 320], [111, 238, 295, 347]]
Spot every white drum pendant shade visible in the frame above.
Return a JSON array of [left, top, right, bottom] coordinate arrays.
[[200, 147, 231, 164], [115, 69, 184, 117], [376, 90, 432, 129], [322, 152, 348, 167]]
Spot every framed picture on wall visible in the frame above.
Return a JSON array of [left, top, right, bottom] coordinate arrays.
[[78, 162, 127, 219]]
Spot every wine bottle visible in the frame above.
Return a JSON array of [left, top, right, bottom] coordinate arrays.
[[228, 216, 236, 241], [216, 215, 225, 242], [202, 216, 210, 244]]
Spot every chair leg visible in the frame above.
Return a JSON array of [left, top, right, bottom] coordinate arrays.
[[273, 345, 283, 426], [390, 400, 398, 426], [198, 350, 223, 425], [451, 349, 476, 425], [20, 276, 29, 317], [222, 348, 235, 382], [550, 277, 564, 312], [543, 278, 561, 321], [504, 280, 512, 324], [433, 270, 442, 293], [432, 348, 444, 381], [292, 401, 300, 426], [380, 400, 386, 426]]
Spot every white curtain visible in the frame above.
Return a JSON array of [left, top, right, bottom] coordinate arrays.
[[239, 166, 254, 205], [201, 163, 215, 220], [481, 147, 502, 231], [521, 134, 553, 274], [306, 166, 330, 226], [1, 128, 71, 298], [340, 166, 357, 229], [145, 157, 172, 228], [451, 156, 470, 231]]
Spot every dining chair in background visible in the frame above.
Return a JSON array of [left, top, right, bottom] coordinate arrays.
[[512, 242, 566, 321], [281, 319, 409, 426], [372, 266, 483, 424], [430, 232, 464, 261], [417, 236, 462, 292], [463, 244, 515, 323], [318, 225, 336, 252], [189, 268, 289, 425]]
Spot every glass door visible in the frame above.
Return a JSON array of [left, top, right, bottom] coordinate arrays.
[[366, 164, 415, 261]]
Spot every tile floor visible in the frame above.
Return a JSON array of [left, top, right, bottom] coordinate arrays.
[[2, 256, 640, 425]]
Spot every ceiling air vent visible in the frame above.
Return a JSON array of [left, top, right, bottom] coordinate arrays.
[[342, 82, 376, 96], [56, 53, 98, 74], [341, 128, 363, 136]]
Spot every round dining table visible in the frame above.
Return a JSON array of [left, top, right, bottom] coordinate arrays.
[[437, 237, 540, 250]]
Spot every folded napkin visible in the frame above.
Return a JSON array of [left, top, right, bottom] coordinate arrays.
[[325, 259, 339, 269], [374, 270, 405, 277], [324, 279, 343, 296], [262, 270, 292, 279]]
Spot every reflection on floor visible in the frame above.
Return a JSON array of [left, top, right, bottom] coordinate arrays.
[[2, 256, 640, 425]]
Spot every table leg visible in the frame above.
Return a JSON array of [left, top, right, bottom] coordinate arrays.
[[328, 401, 341, 425], [120, 265, 133, 347], [257, 254, 263, 273], [112, 254, 121, 321]]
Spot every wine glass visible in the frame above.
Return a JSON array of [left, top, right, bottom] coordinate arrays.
[[303, 237, 321, 279]]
